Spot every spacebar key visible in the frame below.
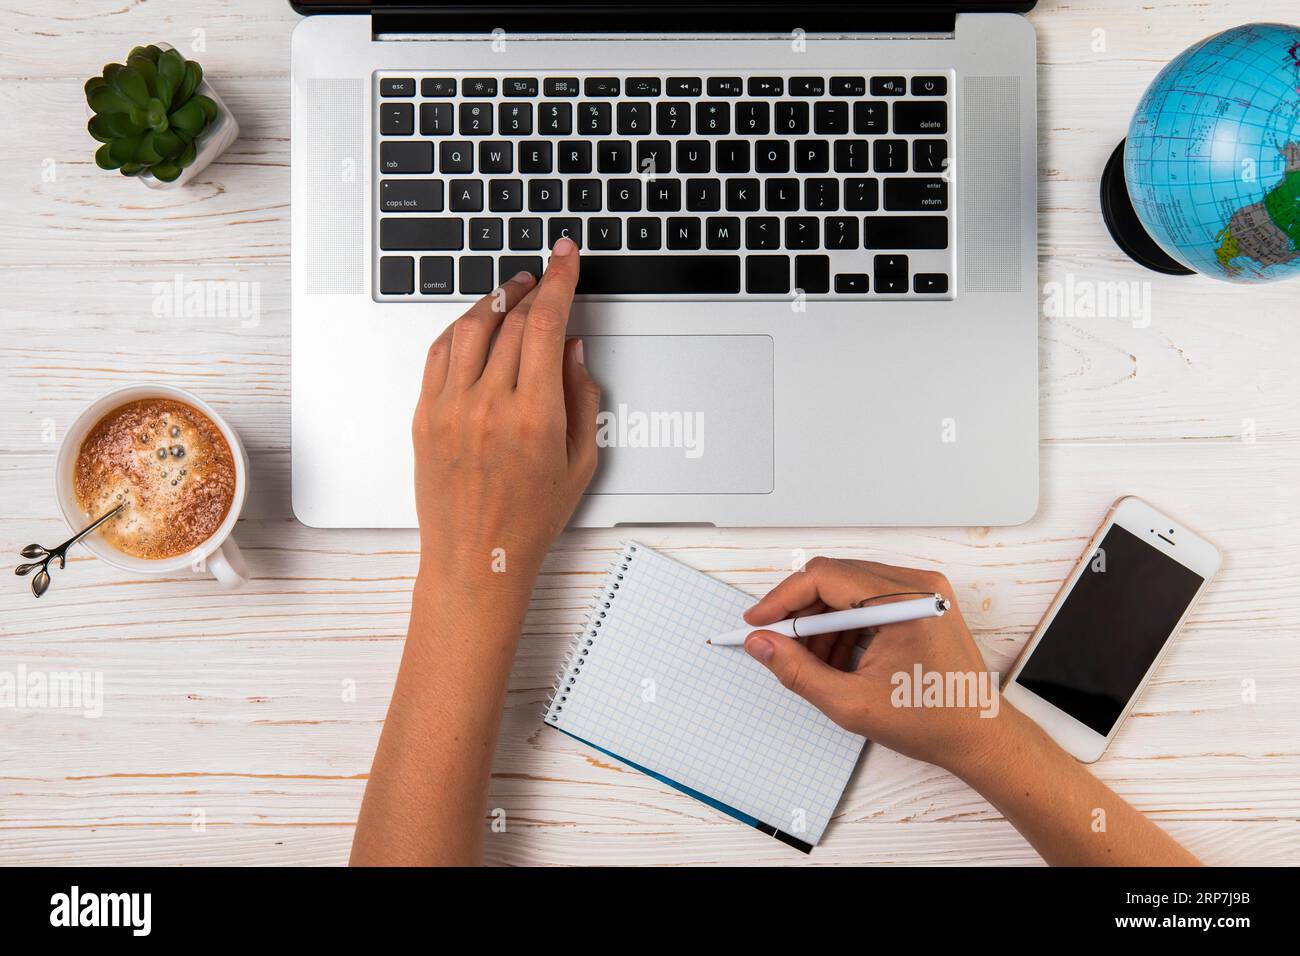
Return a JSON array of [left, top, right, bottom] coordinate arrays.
[[576, 256, 741, 294]]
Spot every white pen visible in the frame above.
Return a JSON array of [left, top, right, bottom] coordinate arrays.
[[707, 594, 949, 646]]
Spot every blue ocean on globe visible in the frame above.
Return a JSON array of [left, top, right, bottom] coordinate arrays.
[[1124, 22, 1300, 282]]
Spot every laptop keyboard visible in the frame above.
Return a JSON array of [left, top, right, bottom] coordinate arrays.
[[374, 72, 953, 300]]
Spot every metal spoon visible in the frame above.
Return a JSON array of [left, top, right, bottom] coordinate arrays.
[[15, 503, 125, 598]]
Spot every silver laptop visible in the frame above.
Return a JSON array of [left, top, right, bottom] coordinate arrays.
[[290, 1, 1039, 527]]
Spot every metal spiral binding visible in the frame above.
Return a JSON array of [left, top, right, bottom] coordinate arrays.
[[542, 542, 638, 724]]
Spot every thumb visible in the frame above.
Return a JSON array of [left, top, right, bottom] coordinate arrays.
[[563, 337, 601, 472], [744, 630, 854, 719]]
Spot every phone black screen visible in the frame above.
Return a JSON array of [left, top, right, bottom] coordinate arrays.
[[1015, 525, 1204, 736]]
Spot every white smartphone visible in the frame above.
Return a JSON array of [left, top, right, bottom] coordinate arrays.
[[1003, 496, 1221, 763]]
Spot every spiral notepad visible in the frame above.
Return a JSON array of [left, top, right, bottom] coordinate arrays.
[[544, 542, 866, 851]]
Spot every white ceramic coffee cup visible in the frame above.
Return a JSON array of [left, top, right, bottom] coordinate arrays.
[[54, 384, 250, 588]]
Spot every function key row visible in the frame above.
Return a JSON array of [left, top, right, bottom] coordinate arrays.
[[380, 75, 949, 99]]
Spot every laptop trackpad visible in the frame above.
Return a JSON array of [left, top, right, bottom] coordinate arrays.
[[583, 335, 773, 495]]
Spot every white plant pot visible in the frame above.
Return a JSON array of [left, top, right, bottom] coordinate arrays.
[[88, 42, 240, 190]]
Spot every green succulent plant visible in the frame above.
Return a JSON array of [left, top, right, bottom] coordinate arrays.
[[85, 45, 218, 182]]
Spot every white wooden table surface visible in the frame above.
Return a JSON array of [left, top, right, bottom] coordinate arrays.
[[2, 0, 1298, 866]]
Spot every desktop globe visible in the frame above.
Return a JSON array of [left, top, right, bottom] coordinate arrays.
[[1100, 22, 1300, 282]]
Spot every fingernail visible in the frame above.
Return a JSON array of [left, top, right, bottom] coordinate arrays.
[[574, 338, 585, 365], [513, 270, 535, 285], [552, 237, 576, 257], [745, 634, 774, 664]]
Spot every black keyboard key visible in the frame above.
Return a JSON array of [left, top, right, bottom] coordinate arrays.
[[548, 218, 583, 249], [379, 256, 413, 294], [834, 139, 869, 172], [543, 77, 579, 97], [696, 102, 730, 135], [754, 140, 789, 172], [804, 178, 838, 211], [607, 179, 642, 211], [419, 102, 454, 135], [498, 103, 532, 135], [557, 140, 592, 173], [380, 179, 443, 213], [884, 177, 949, 211], [912, 75, 947, 96], [627, 218, 662, 249], [789, 77, 825, 97], [748, 77, 783, 97], [421, 78, 456, 97], [539, 103, 573, 135], [463, 78, 498, 97], [785, 217, 819, 249], [914, 273, 948, 293], [707, 77, 744, 96], [617, 102, 652, 135], [745, 217, 780, 250], [871, 76, 906, 96], [568, 178, 602, 211], [579, 102, 612, 135], [716, 141, 749, 173], [469, 217, 503, 250], [706, 216, 741, 250], [380, 78, 415, 97], [419, 256, 454, 294], [835, 273, 869, 293], [667, 217, 702, 250], [667, 77, 702, 97], [597, 141, 632, 173], [685, 178, 721, 212], [460, 256, 494, 294], [488, 179, 523, 212], [853, 101, 888, 134], [380, 218, 463, 251], [874, 254, 908, 278], [626, 77, 661, 97], [449, 179, 484, 212], [894, 101, 947, 134], [725, 178, 760, 211], [636, 141, 671, 175], [478, 140, 513, 173], [508, 217, 543, 250], [499, 255, 543, 283], [845, 177, 879, 211], [520, 141, 553, 173], [735, 102, 770, 135], [795, 255, 830, 293], [775, 101, 809, 134], [527, 179, 563, 211], [830, 76, 866, 96], [865, 218, 948, 249], [814, 101, 849, 134], [459, 103, 493, 135], [437, 149, 473, 183], [913, 139, 948, 174], [794, 141, 829, 173], [380, 140, 434, 174], [647, 179, 682, 211], [504, 77, 539, 97], [588, 218, 622, 249], [657, 102, 691, 135], [380, 103, 413, 136], [873, 139, 908, 172], [824, 216, 859, 249], [876, 274, 908, 294], [746, 255, 789, 293], [676, 140, 710, 173], [577, 256, 741, 294], [764, 178, 799, 211], [584, 77, 620, 97]]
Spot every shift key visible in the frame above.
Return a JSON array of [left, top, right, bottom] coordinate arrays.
[[380, 217, 463, 250]]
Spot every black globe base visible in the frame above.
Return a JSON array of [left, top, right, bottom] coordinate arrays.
[[1100, 139, 1195, 276]]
